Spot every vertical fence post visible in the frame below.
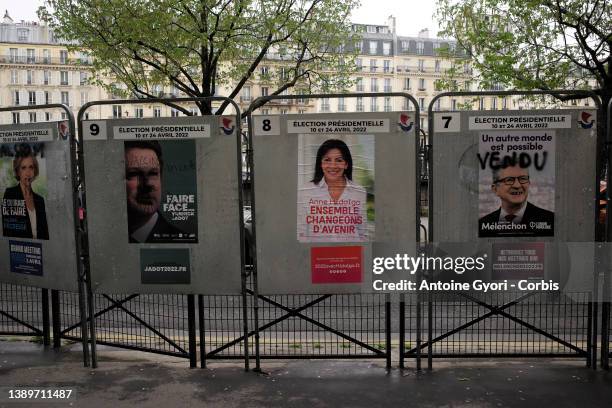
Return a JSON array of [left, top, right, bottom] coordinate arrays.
[[198, 294, 206, 369], [385, 293, 391, 370], [187, 294, 197, 368], [41, 289, 50, 346], [51, 290, 61, 349], [399, 293, 405, 369], [427, 292, 433, 370], [587, 293, 593, 368]]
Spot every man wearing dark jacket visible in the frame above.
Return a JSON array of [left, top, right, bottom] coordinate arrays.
[[479, 164, 554, 237]]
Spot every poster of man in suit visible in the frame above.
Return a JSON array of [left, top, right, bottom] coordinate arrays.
[[478, 131, 555, 237], [124, 140, 198, 243]]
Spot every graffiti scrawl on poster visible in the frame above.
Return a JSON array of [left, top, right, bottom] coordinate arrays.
[[478, 131, 555, 237]]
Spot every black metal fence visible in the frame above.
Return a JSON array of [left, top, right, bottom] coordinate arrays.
[[401, 291, 592, 367], [0, 283, 49, 344]]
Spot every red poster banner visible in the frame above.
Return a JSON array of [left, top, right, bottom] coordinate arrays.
[[311, 246, 363, 284]]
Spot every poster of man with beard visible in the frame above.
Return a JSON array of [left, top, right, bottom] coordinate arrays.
[[124, 140, 198, 243]]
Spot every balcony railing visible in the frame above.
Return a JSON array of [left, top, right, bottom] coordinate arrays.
[[1, 56, 92, 66]]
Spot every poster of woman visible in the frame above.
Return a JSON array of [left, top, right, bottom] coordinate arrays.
[[297, 135, 375, 242], [1, 143, 49, 240]]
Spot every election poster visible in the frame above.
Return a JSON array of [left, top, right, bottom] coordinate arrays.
[[491, 242, 545, 279], [124, 140, 198, 243], [9, 240, 43, 276], [478, 131, 555, 237], [0, 142, 49, 240], [297, 134, 375, 243]]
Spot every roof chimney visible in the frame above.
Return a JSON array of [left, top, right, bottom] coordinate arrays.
[[3, 10, 13, 24]]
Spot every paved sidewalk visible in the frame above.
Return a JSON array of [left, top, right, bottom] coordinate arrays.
[[1, 340, 611, 407]]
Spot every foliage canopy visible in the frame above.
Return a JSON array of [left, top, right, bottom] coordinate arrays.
[[40, 0, 360, 116]]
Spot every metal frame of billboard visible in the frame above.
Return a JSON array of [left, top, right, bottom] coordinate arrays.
[[602, 97, 612, 370], [247, 92, 420, 371], [0, 103, 90, 367], [77, 97, 248, 369], [417, 90, 602, 371]]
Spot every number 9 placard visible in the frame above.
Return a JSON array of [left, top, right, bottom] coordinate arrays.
[[82, 121, 108, 141]]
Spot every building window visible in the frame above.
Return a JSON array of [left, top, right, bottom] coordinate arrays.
[[382, 42, 391, 56], [13, 91, 20, 106], [338, 97, 346, 112], [418, 78, 426, 91], [320, 98, 330, 112], [479, 97, 485, 110], [370, 97, 378, 112], [43, 49, 50, 63], [356, 97, 364, 112], [80, 91, 88, 105], [17, 29, 29, 42], [27, 49, 35, 63], [60, 50, 68, 64], [356, 58, 363, 71], [80, 72, 88, 85], [401, 41, 409, 50], [356, 77, 364, 92], [502, 97, 508, 109], [241, 86, 251, 102], [418, 59, 425, 72], [60, 71, 69, 85], [154, 107, 162, 117], [451, 99, 457, 110], [26, 70, 33, 85], [135, 107, 144, 118], [113, 105, 122, 118], [419, 97, 425, 111], [45, 112, 52, 121], [280, 108, 288, 115], [491, 97, 498, 110], [403, 78, 410, 91], [61, 91, 70, 105], [434, 99, 441, 111], [12, 112, 20, 124], [261, 109, 270, 115], [45, 91, 51, 104], [355, 41, 363, 53], [417, 41, 424, 54], [10, 70, 18, 84], [367, 25, 376, 33], [260, 65, 269, 76], [28, 91, 36, 105], [369, 59, 377, 72], [369, 41, 377, 55], [370, 78, 378, 92], [29, 112, 37, 123], [383, 60, 391, 73], [171, 109, 180, 117], [384, 97, 392, 112], [43, 70, 50, 85], [384, 78, 391, 92], [435, 60, 441, 73], [464, 81, 471, 91], [261, 86, 269, 97], [9, 48, 18, 63]]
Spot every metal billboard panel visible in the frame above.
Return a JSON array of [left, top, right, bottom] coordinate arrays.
[[431, 109, 597, 285], [82, 116, 242, 294], [0, 122, 79, 291], [253, 112, 417, 294]]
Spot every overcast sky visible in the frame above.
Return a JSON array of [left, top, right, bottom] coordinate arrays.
[[5, 0, 440, 37]]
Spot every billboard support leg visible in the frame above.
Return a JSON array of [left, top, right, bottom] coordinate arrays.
[[187, 294, 197, 368], [51, 290, 61, 349]]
